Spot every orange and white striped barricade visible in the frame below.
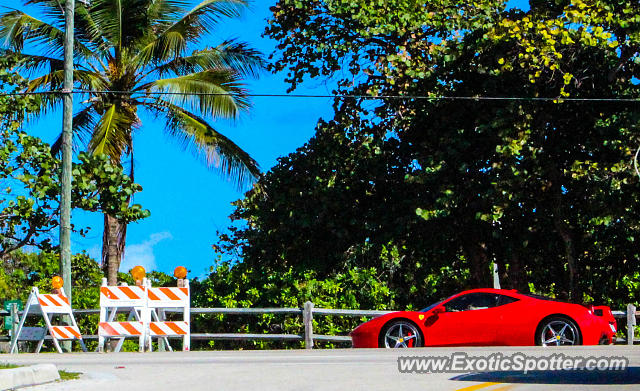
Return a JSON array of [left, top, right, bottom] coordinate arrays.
[[10, 287, 87, 353], [98, 278, 148, 352], [145, 280, 190, 351]]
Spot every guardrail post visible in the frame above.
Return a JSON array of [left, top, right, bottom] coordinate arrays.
[[10, 303, 18, 352], [627, 304, 636, 345], [303, 301, 314, 349]]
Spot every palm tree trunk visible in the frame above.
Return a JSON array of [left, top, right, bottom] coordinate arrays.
[[102, 214, 127, 285]]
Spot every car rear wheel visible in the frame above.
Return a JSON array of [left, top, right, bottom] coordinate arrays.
[[379, 320, 423, 348], [536, 316, 582, 346]]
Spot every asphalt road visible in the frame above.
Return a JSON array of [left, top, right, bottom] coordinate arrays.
[[6, 346, 640, 391]]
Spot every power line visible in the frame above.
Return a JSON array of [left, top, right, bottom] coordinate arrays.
[[0, 89, 639, 102]]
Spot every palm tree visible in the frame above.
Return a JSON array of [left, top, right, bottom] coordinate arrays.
[[0, 0, 263, 284]]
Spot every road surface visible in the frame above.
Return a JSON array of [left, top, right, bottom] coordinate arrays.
[[6, 346, 640, 391]]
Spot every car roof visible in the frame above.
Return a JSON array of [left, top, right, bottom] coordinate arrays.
[[457, 288, 519, 295], [449, 288, 529, 300], [452, 288, 565, 302]]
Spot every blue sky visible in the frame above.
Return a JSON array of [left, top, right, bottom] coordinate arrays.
[[4, 0, 335, 278]]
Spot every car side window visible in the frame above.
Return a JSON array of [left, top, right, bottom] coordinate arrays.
[[497, 295, 519, 306], [444, 293, 517, 312]]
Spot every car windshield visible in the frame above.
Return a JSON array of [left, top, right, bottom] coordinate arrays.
[[420, 300, 444, 312]]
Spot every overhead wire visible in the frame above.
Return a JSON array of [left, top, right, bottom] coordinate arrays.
[[0, 89, 639, 102]]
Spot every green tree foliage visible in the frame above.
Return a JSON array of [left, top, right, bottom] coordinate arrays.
[[0, 0, 264, 284], [214, 120, 471, 308], [216, 121, 417, 274], [388, 0, 640, 302], [0, 130, 150, 258], [0, 251, 101, 304], [190, 261, 399, 349], [211, 0, 640, 307]]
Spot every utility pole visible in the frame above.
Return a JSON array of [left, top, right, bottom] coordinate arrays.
[[60, 0, 75, 302]]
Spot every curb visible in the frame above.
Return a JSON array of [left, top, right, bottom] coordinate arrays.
[[0, 364, 60, 390]]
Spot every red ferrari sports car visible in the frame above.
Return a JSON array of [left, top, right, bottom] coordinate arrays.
[[350, 288, 617, 348]]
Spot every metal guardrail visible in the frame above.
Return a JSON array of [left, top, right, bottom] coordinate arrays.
[[0, 302, 388, 348], [2, 303, 637, 348]]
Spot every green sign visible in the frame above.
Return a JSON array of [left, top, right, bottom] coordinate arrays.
[[3, 300, 23, 312], [3, 300, 23, 331]]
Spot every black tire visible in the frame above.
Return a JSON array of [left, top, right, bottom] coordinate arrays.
[[378, 319, 424, 348], [535, 316, 582, 346]]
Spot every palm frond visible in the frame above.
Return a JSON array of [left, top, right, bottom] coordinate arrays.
[[16, 89, 63, 123], [15, 52, 64, 72], [7, 51, 91, 78], [87, 104, 136, 160], [18, 1, 107, 59], [23, 0, 65, 26], [140, 69, 250, 118], [134, 0, 247, 64], [89, 0, 123, 54], [73, 1, 108, 55], [134, 30, 188, 65], [51, 105, 98, 155], [88, 0, 185, 56], [150, 40, 264, 79], [147, 0, 189, 28], [26, 69, 108, 91], [0, 9, 93, 58], [148, 99, 259, 189], [7, 51, 95, 85], [169, 0, 247, 36]]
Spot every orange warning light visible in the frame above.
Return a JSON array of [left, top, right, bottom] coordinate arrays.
[[130, 265, 146, 280], [174, 266, 187, 279], [51, 276, 64, 289]]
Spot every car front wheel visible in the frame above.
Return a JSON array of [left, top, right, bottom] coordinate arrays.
[[379, 320, 423, 348]]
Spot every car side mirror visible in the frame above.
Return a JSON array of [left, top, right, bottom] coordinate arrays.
[[432, 305, 446, 314]]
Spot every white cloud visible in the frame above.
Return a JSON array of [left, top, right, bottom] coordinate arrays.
[[121, 232, 172, 273], [86, 244, 101, 262]]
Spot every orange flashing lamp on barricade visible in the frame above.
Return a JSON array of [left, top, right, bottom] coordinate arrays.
[[174, 266, 187, 288], [131, 266, 146, 286], [51, 276, 64, 294]]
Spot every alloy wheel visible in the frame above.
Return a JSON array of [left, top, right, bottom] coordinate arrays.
[[383, 321, 421, 348], [540, 319, 579, 346]]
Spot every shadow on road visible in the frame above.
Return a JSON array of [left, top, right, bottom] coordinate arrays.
[[451, 367, 640, 385]]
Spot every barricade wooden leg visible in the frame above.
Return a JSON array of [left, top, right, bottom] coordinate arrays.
[[184, 282, 190, 352], [51, 339, 63, 353], [98, 335, 105, 352], [35, 339, 44, 353], [141, 308, 149, 352], [78, 339, 87, 352], [10, 292, 35, 354], [114, 337, 126, 352]]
